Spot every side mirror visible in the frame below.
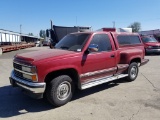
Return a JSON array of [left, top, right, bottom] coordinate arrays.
[[88, 44, 99, 52], [46, 29, 49, 37]]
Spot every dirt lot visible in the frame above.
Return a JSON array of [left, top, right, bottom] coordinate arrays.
[[0, 47, 160, 120]]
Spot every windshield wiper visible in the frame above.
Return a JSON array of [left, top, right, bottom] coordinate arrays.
[[60, 46, 69, 50]]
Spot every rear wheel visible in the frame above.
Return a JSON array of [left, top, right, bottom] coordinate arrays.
[[125, 62, 139, 82], [46, 75, 74, 107]]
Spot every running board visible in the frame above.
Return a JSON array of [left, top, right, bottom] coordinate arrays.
[[81, 74, 128, 90]]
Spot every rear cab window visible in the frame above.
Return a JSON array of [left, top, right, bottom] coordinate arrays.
[[117, 35, 142, 46]]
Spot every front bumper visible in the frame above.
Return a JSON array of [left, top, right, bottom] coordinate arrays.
[[10, 70, 46, 94], [146, 48, 160, 54]]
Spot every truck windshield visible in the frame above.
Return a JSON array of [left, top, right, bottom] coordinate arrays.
[[55, 33, 90, 51], [142, 37, 158, 43]]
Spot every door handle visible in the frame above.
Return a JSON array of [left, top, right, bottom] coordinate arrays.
[[110, 54, 115, 58]]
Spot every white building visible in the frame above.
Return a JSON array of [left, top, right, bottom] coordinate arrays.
[[0, 29, 38, 46]]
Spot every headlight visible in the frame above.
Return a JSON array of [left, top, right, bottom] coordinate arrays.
[[147, 46, 152, 48], [21, 66, 37, 81], [23, 74, 37, 81], [13, 62, 38, 82], [22, 66, 36, 73]]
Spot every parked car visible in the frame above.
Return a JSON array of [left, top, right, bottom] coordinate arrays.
[[141, 35, 160, 54], [42, 40, 50, 46], [10, 31, 148, 107], [35, 41, 41, 47]]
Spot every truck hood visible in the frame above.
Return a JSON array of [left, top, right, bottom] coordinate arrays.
[[15, 49, 78, 62], [145, 42, 160, 46]]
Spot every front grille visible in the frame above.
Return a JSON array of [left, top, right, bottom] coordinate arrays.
[[14, 70, 23, 78], [14, 70, 31, 81], [152, 46, 160, 49], [13, 62, 22, 70], [13, 62, 37, 82]]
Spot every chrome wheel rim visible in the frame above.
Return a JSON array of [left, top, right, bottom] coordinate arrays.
[[57, 81, 71, 101], [130, 66, 137, 79]]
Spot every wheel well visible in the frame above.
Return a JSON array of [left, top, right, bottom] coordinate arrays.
[[130, 58, 141, 64], [44, 68, 80, 87]]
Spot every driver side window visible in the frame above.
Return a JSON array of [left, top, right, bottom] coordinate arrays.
[[90, 34, 112, 52]]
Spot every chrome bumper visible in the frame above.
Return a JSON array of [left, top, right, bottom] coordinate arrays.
[[10, 70, 46, 94]]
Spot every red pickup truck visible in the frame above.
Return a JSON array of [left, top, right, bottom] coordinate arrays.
[[141, 35, 160, 54], [10, 31, 149, 107]]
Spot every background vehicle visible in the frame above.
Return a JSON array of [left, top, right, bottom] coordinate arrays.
[[141, 35, 160, 54], [46, 21, 91, 48], [42, 40, 50, 46], [139, 29, 160, 42], [35, 41, 40, 47], [10, 31, 149, 107]]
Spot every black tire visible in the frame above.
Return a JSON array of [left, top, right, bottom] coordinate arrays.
[[46, 75, 74, 107], [50, 44, 53, 49], [125, 62, 139, 82]]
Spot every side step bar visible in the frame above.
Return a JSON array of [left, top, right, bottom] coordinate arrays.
[[141, 59, 149, 66], [81, 74, 128, 90]]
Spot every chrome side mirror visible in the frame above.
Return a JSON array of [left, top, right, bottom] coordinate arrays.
[[88, 44, 99, 52]]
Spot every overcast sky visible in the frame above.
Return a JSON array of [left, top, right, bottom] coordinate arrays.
[[0, 0, 160, 36]]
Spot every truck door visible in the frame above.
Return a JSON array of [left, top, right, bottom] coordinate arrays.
[[81, 33, 117, 83]]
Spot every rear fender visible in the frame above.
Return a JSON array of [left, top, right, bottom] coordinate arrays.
[[120, 49, 143, 64]]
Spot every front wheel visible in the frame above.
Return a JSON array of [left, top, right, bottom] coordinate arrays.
[[46, 75, 74, 107], [125, 62, 139, 82], [49, 44, 54, 49]]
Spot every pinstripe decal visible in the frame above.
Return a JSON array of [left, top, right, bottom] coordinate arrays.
[[80, 67, 117, 78]]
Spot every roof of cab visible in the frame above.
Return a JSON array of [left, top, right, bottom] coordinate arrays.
[[70, 31, 140, 36]]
